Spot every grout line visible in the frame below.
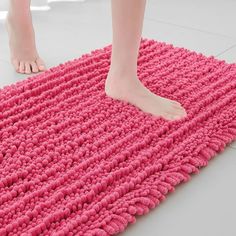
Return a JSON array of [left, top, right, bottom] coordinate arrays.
[[229, 140, 236, 149], [144, 17, 236, 41], [215, 44, 236, 57], [229, 145, 236, 150]]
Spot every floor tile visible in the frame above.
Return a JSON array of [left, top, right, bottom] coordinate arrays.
[[145, 0, 236, 39], [217, 45, 236, 64], [142, 19, 236, 57]]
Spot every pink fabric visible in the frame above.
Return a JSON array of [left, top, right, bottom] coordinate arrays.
[[0, 38, 236, 236]]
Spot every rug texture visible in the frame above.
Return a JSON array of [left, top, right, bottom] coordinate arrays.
[[0, 38, 236, 236]]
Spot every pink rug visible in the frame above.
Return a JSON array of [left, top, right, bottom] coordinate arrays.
[[0, 38, 236, 236]]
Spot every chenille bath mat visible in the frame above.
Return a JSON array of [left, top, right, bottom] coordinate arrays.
[[0, 38, 236, 236]]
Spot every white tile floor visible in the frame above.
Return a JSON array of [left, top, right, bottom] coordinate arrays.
[[0, 0, 235, 235]]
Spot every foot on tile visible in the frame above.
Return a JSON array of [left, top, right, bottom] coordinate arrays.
[[6, 11, 46, 74], [105, 71, 187, 120]]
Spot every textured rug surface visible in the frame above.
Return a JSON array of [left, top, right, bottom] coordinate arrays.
[[0, 38, 236, 236]]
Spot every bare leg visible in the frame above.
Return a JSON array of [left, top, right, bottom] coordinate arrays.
[[105, 0, 187, 120], [6, 0, 46, 74]]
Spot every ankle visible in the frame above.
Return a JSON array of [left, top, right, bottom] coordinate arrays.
[[108, 66, 137, 81]]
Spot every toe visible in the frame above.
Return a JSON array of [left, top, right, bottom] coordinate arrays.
[[168, 113, 182, 121], [176, 108, 186, 116], [11, 59, 20, 72], [30, 62, 39, 73], [36, 58, 46, 71], [174, 111, 186, 119], [165, 110, 185, 121], [172, 103, 187, 115], [172, 103, 182, 109], [161, 112, 174, 121], [25, 62, 31, 74], [19, 62, 25, 74], [171, 102, 183, 110]]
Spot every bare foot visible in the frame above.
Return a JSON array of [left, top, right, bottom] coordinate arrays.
[[105, 71, 187, 121], [6, 11, 46, 74]]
